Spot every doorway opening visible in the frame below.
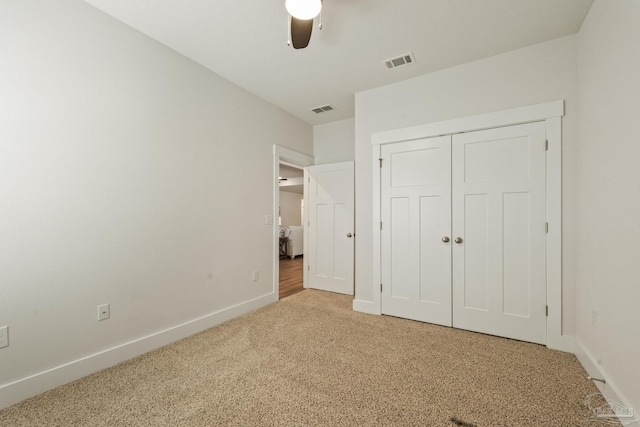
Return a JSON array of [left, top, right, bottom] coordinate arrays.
[[272, 145, 313, 302], [278, 163, 305, 299]]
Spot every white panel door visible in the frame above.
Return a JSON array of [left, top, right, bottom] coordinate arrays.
[[307, 161, 354, 295], [452, 122, 547, 344], [381, 136, 452, 326]]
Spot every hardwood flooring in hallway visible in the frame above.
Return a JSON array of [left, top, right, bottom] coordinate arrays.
[[279, 256, 304, 299]]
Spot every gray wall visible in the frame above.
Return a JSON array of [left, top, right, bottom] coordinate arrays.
[[313, 118, 355, 165], [575, 0, 640, 413], [279, 191, 303, 226], [0, 0, 312, 407]]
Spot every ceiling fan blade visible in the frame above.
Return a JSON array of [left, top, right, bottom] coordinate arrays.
[[290, 17, 313, 49]]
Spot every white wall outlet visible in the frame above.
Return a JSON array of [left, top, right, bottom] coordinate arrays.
[[265, 215, 273, 225], [252, 270, 259, 281], [592, 309, 598, 328], [0, 326, 8, 349], [98, 304, 110, 321]]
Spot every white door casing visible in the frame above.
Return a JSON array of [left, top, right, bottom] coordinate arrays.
[[366, 100, 564, 350], [308, 161, 355, 295], [452, 122, 547, 344], [380, 136, 452, 326]]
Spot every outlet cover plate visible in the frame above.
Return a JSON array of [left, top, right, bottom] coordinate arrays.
[[98, 304, 110, 321], [0, 326, 8, 348]]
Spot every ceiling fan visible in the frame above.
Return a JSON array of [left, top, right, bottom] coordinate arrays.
[[286, 0, 323, 49]]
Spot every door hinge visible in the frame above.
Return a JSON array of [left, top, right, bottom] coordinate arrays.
[[545, 140, 549, 151], [546, 222, 549, 233], [379, 158, 383, 168], [546, 305, 549, 317], [380, 283, 383, 292], [308, 265, 310, 271], [308, 177, 310, 183], [380, 221, 383, 230]]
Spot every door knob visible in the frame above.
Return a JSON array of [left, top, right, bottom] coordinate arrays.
[[442, 236, 450, 243], [454, 237, 463, 244], [347, 233, 353, 238]]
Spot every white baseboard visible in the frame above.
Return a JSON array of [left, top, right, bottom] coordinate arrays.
[[0, 293, 275, 410], [575, 338, 637, 424], [352, 299, 380, 315]]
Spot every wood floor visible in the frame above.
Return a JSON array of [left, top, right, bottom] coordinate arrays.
[[279, 256, 304, 299]]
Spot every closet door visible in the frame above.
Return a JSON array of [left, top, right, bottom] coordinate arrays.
[[381, 136, 452, 326], [451, 122, 547, 344]]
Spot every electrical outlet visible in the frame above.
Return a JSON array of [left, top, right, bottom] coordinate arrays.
[[592, 309, 598, 328], [265, 215, 273, 225], [0, 326, 8, 349], [252, 270, 259, 281], [98, 304, 110, 321]]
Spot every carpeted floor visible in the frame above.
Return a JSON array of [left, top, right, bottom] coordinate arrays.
[[0, 290, 611, 426]]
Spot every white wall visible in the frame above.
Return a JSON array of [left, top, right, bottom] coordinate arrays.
[[0, 0, 312, 408], [279, 191, 303, 226], [575, 0, 640, 413], [354, 36, 579, 336], [313, 118, 355, 165]]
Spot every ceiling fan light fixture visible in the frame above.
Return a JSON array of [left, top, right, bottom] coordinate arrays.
[[285, 0, 322, 20]]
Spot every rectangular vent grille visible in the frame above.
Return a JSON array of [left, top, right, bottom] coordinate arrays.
[[383, 52, 416, 70], [311, 104, 335, 114]]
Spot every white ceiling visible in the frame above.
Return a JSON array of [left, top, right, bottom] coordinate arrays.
[[83, 0, 593, 126]]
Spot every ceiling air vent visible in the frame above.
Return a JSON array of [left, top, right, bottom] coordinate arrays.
[[383, 52, 416, 70], [311, 104, 335, 114]]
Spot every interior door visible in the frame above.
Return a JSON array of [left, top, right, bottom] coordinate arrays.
[[452, 122, 547, 344], [307, 161, 354, 295], [381, 136, 452, 326]]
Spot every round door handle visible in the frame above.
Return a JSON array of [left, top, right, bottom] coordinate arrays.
[[455, 237, 463, 244], [347, 233, 353, 238], [442, 236, 450, 243]]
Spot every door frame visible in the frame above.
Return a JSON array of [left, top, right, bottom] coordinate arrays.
[[272, 145, 314, 301], [368, 100, 566, 350]]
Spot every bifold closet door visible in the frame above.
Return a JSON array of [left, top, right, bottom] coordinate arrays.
[[451, 122, 547, 344], [381, 136, 452, 326]]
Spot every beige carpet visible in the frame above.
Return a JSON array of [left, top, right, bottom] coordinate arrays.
[[1, 290, 611, 426]]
